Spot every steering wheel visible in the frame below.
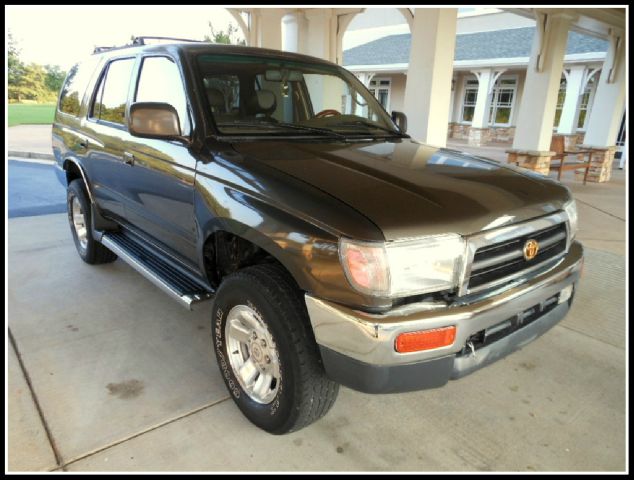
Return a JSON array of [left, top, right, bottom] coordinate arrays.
[[315, 109, 341, 118]]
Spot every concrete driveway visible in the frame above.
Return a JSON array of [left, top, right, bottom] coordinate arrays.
[[8, 164, 626, 472], [8, 125, 53, 156]]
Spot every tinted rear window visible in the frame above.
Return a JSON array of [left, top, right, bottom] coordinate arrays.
[[92, 58, 135, 125], [59, 58, 99, 116]]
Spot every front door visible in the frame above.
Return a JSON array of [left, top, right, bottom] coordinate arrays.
[[117, 55, 198, 268]]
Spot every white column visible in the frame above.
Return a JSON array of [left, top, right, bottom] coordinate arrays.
[[556, 65, 586, 135], [402, 8, 458, 147], [256, 8, 286, 50], [468, 69, 502, 146], [471, 69, 498, 129], [450, 72, 465, 123], [303, 9, 337, 62], [334, 11, 363, 65], [282, 13, 299, 52], [282, 12, 307, 53], [511, 11, 575, 152], [245, 10, 259, 47], [583, 29, 625, 148], [448, 76, 456, 123]]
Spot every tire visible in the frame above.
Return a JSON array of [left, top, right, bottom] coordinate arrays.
[[67, 179, 117, 265], [212, 263, 339, 434]]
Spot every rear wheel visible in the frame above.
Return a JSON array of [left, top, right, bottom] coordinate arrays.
[[212, 263, 339, 434], [67, 179, 117, 264]]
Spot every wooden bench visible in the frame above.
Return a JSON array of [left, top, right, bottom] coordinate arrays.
[[549, 135, 592, 185]]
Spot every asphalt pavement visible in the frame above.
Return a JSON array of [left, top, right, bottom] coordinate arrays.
[[8, 159, 66, 218]]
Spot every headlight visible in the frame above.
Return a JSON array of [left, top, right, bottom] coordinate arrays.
[[563, 199, 578, 239], [339, 234, 466, 297]]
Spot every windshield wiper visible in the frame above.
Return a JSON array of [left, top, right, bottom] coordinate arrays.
[[329, 119, 405, 137], [274, 122, 347, 139], [216, 120, 346, 139]]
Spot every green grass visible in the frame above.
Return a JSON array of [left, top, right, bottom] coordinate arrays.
[[8, 103, 56, 127]]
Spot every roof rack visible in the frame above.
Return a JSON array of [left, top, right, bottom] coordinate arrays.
[[131, 36, 205, 45], [93, 46, 118, 54], [92, 36, 207, 55]]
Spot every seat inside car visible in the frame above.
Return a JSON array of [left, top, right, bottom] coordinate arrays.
[[247, 90, 277, 120], [207, 87, 239, 124], [207, 88, 227, 114]]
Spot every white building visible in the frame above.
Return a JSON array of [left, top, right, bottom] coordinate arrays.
[[343, 9, 619, 152], [227, 7, 625, 181]]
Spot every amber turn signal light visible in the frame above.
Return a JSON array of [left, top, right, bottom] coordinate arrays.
[[395, 326, 456, 353]]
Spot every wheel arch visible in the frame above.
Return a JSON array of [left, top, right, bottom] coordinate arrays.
[[62, 157, 96, 205], [199, 216, 315, 293]]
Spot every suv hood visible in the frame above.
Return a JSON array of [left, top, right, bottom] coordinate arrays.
[[231, 138, 571, 240]]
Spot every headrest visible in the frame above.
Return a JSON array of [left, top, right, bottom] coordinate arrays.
[[207, 88, 226, 112], [248, 90, 276, 115]]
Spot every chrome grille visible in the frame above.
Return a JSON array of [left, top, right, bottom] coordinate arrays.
[[459, 212, 569, 296], [469, 223, 567, 289]]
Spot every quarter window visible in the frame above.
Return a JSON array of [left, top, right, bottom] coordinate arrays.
[[135, 56, 189, 133], [59, 58, 99, 116], [92, 58, 135, 125]]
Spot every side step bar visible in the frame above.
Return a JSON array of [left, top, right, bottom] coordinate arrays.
[[101, 231, 215, 310]]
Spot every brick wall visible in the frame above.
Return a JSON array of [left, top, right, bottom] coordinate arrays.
[[447, 124, 515, 143]]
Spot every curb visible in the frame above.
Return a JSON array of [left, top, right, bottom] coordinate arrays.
[[9, 150, 55, 161]]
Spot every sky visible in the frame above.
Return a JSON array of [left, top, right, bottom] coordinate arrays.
[[7, 6, 486, 70], [7, 5, 242, 70]]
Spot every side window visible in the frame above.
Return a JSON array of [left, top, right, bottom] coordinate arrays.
[[90, 70, 105, 119], [91, 58, 135, 125], [59, 58, 99, 116], [135, 56, 188, 133]]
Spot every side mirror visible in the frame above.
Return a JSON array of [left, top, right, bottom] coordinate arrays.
[[391, 111, 407, 133], [129, 102, 181, 138]]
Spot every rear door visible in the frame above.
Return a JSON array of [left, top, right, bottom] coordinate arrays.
[[81, 56, 137, 220], [117, 54, 198, 267]]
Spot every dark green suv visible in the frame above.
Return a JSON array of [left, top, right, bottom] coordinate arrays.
[[53, 39, 583, 433]]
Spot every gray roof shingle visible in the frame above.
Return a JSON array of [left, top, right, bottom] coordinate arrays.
[[343, 26, 609, 66]]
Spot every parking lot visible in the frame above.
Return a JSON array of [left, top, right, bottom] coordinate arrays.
[[8, 157, 626, 472]]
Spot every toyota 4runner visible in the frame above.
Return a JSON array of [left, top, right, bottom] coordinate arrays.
[[53, 38, 583, 434]]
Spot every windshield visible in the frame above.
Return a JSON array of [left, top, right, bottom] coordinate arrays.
[[196, 53, 402, 138]]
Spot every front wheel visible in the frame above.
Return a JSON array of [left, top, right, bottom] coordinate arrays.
[[212, 264, 339, 434]]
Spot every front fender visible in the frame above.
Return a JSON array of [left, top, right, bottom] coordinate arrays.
[[193, 177, 390, 310]]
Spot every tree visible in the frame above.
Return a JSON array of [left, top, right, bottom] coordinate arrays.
[[10, 63, 56, 102], [44, 64, 67, 93], [204, 22, 245, 45], [8, 31, 25, 92]]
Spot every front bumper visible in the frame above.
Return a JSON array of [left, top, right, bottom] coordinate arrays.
[[306, 241, 584, 393]]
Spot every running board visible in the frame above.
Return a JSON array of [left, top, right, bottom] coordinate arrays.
[[101, 232, 215, 310]]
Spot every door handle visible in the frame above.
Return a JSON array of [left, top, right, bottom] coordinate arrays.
[[78, 141, 88, 149], [123, 151, 135, 166]]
